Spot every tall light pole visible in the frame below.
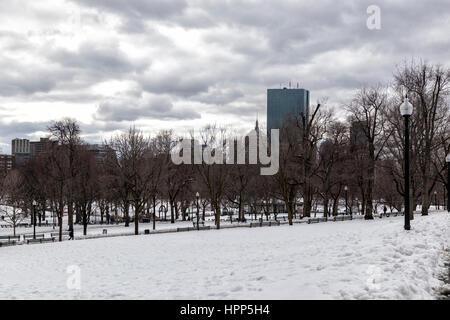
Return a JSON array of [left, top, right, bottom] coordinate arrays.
[[400, 95, 413, 230], [196, 192, 200, 230], [344, 185, 348, 216], [446, 154, 450, 212], [32, 200, 37, 239]]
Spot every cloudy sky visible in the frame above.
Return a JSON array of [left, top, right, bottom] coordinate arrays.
[[0, 0, 449, 153]]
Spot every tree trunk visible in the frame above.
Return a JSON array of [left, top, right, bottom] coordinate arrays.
[[323, 197, 329, 221], [124, 202, 130, 227], [286, 199, 294, 225], [421, 174, 430, 215], [82, 208, 87, 236], [215, 204, 221, 229], [58, 216, 63, 242], [170, 200, 175, 223], [238, 198, 243, 222], [100, 204, 105, 225], [134, 203, 139, 235], [68, 200, 74, 231], [303, 186, 312, 218], [332, 198, 338, 216]]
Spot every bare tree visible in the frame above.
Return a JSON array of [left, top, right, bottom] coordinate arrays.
[[194, 125, 230, 229], [394, 60, 450, 215], [110, 127, 155, 235], [0, 170, 26, 236], [346, 86, 390, 219], [316, 121, 348, 220], [73, 147, 99, 235], [48, 118, 82, 232]]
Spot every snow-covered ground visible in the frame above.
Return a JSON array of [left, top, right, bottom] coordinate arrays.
[[0, 211, 448, 299]]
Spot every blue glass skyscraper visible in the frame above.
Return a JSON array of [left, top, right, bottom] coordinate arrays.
[[267, 88, 310, 133]]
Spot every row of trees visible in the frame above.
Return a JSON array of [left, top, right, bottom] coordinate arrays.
[[0, 60, 449, 239]]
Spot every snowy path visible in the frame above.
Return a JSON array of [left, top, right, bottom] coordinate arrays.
[[0, 212, 448, 299]]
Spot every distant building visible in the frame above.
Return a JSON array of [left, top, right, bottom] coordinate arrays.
[[11, 138, 30, 155], [11, 138, 31, 166], [350, 121, 368, 150], [267, 88, 310, 133], [30, 138, 52, 157], [86, 144, 114, 163], [0, 154, 14, 176]]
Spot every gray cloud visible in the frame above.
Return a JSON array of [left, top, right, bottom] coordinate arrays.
[[0, 0, 449, 149], [140, 71, 212, 98], [94, 95, 201, 122], [0, 68, 59, 96], [48, 41, 138, 76], [0, 121, 50, 136], [74, 0, 188, 19]]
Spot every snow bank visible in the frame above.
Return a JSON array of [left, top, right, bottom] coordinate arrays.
[[0, 212, 448, 299]]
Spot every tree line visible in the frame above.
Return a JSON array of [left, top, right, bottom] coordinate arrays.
[[0, 60, 449, 239]]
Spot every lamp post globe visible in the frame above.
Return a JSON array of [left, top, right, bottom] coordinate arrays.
[[400, 95, 413, 230], [400, 96, 413, 116]]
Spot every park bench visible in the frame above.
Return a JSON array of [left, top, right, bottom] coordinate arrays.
[[192, 221, 205, 228], [333, 215, 353, 222], [0, 241, 16, 247], [23, 234, 45, 240], [249, 220, 280, 227], [17, 223, 30, 228], [177, 227, 191, 232], [308, 218, 320, 224], [191, 225, 211, 231], [50, 231, 70, 238], [0, 235, 20, 242], [27, 237, 55, 244]]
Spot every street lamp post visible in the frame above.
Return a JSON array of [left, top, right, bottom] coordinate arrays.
[[196, 192, 200, 230], [344, 186, 348, 216], [400, 95, 413, 230], [32, 200, 37, 239], [446, 154, 450, 212]]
